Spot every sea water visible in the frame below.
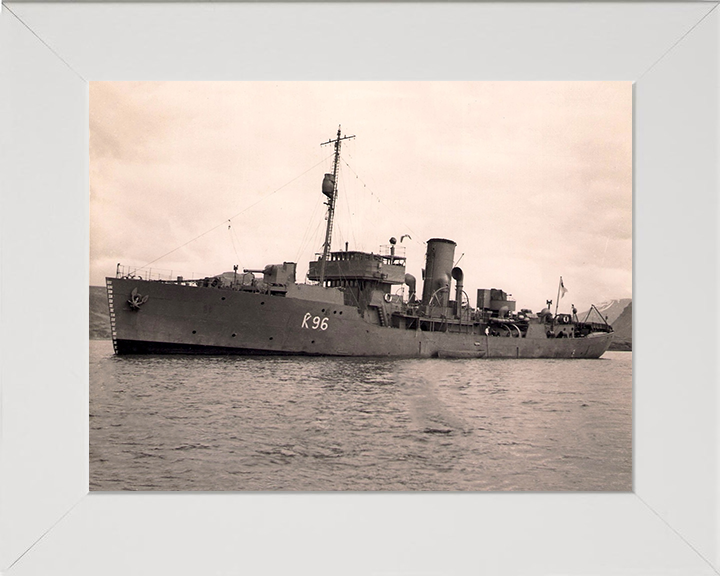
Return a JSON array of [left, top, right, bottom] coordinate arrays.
[[90, 340, 631, 491]]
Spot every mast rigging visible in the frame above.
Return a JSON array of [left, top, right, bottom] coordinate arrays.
[[318, 126, 355, 284]]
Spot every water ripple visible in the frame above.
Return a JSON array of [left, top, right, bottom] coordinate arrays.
[[90, 341, 631, 491]]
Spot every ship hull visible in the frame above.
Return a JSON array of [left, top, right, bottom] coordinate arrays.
[[107, 278, 613, 359]]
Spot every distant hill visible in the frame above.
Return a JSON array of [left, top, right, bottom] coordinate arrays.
[[580, 298, 632, 325], [608, 301, 632, 351], [90, 285, 111, 339], [578, 298, 632, 351]]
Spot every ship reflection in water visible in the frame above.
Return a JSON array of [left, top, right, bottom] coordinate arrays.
[[90, 341, 631, 491]]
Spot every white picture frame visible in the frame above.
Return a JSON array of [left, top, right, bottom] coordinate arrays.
[[1, 2, 718, 574]]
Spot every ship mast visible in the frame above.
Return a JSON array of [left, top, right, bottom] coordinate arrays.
[[318, 126, 355, 285]]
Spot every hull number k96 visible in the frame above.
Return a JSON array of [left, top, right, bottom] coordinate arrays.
[[302, 313, 329, 331]]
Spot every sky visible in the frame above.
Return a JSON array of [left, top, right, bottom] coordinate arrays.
[[90, 81, 632, 313]]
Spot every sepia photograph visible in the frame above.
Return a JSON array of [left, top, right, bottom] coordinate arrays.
[[90, 81, 632, 491]]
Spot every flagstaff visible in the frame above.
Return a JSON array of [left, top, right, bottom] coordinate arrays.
[[554, 276, 567, 317]]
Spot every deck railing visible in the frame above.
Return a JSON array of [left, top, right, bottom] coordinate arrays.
[[115, 264, 207, 283]]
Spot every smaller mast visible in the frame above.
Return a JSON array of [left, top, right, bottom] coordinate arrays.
[[318, 126, 355, 285]]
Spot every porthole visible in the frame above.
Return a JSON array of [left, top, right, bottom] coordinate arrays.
[[260, 301, 265, 306], [333, 310, 337, 314], [269, 337, 274, 341], [221, 297, 226, 301], [311, 340, 315, 344], [231, 333, 236, 338], [192, 330, 197, 334]]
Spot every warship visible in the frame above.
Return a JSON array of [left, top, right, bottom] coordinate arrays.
[[106, 128, 613, 358]]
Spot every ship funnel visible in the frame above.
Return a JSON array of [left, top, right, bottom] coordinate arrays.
[[452, 266, 464, 318], [405, 273, 417, 303], [421, 238, 456, 307]]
